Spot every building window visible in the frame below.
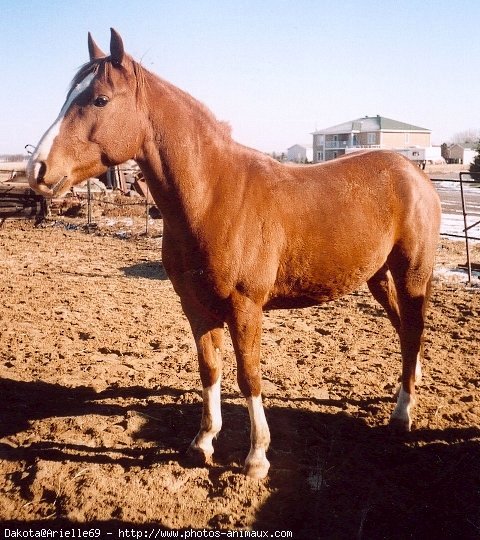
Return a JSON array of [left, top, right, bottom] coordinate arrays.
[[316, 134, 324, 145], [317, 151, 324, 161], [367, 133, 376, 145]]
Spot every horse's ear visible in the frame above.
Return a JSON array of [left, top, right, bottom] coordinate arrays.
[[110, 28, 125, 67], [88, 32, 106, 60]]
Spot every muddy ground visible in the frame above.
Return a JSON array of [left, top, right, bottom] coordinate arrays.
[[0, 216, 479, 539]]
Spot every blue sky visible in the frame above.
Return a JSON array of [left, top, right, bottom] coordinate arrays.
[[0, 0, 478, 154]]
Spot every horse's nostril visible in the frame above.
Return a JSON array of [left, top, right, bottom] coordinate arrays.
[[37, 162, 47, 183]]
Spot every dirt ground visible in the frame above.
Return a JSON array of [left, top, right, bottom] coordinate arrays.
[[0, 216, 479, 539]]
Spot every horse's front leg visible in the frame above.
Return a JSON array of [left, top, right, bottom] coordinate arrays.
[[184, 304, 224, 464], [228, 295, 270, 479]]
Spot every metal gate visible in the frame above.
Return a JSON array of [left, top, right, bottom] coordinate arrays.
[[431, 172, 480, 282]]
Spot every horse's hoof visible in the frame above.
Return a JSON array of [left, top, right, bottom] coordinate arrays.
[[389, 416, 412, 433], [185, 444, 213, 466], [243, 459, 270, 480]]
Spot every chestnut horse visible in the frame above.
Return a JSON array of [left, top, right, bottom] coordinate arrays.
[[28, 29, 441, 479]]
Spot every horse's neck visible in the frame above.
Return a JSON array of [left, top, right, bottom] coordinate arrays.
[[138, 74, 233, 229]]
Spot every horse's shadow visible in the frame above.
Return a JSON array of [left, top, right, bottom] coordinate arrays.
[[1, 378, 479, 539], [121, 260, 169, 280]]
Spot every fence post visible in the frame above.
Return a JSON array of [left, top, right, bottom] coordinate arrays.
[[87, 178, 92, 230], [145, 184, 149, 236], [459, 172, 472, 283]]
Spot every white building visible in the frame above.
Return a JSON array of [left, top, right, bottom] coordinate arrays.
[[312, 115, 435, 165], [446, 144, 477, 165], [287, 144, 313, 163], [346, 145, 443, 164]]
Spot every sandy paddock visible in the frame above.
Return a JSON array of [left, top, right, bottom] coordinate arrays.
[[0, 217, 479, 538]]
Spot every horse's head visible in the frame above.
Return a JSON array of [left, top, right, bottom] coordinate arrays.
[[28, 29, 145, 197]]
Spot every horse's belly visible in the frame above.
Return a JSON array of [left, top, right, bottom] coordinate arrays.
[[265, 278, 360, 310], [266, 250, 386, 310], [263, 295, 321, 310]]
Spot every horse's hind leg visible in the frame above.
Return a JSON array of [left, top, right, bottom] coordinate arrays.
[[388, 254, 433, 431], [367, 265, 401, 332], [183, 302, 224, 464], [367, 266, 422, 384]]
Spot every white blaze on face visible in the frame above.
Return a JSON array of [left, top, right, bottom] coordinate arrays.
[[27, 72, 96, 182]]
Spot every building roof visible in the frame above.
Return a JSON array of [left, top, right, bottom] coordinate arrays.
[[313, 115, 430, 135], [448, 143, 475, 150], [287, 143, 313, 150]]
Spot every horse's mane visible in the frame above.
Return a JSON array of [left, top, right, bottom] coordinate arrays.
[[137, 62, 232, 140]]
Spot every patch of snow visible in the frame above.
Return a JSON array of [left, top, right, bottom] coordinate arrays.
[[104, 217, 134, 227], [441, 213, 480, 242], [434, 266, 480, 286]]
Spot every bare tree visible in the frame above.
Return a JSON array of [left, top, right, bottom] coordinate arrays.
[[450, 129, 480, 146]]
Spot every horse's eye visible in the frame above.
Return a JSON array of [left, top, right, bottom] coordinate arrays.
[[93, 95, 109, 107]]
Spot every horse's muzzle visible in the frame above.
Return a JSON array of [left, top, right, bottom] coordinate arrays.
[[27, 160, 66, 197]]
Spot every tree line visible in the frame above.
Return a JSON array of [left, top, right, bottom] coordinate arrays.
[[0, 154, 29, 162]]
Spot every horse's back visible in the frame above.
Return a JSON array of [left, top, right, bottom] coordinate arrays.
[[276, 150, 440, 242]]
